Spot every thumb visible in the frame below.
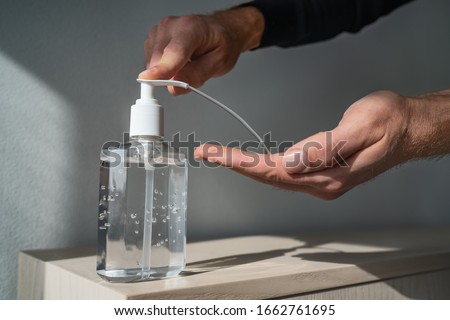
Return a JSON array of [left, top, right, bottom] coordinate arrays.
[[283, 126, 363, 174]]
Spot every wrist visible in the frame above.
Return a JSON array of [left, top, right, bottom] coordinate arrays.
[[213, 5, 264, 52], [405, 89, 450, 159]]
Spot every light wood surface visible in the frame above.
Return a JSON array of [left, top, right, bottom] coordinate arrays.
[[287, 269, 450, 299], [17, 226, 450, 299]]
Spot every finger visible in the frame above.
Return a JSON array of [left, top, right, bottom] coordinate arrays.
[[143, 26, 158, 69], [195, 143, 281, 175], [283, 122, 377, 174], [290, 138, 391, 195], [140, 39, 195, 81], [168, 50, 231, 95], [194, 144, 313, 189], [194, 144, 343, 199]]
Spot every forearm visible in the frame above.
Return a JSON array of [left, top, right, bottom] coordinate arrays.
[[238, 0, 415, 48], [406, 89, 450, 159]]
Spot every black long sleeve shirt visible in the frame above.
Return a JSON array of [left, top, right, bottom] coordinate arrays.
[[241, 0, 414, 48]]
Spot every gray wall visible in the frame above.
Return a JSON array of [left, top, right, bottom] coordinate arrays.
[[1, 0, 449, 299]]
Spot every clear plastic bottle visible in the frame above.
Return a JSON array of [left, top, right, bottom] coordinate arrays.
[[97, 136, 187, 282], [96, 80, 188, 282]]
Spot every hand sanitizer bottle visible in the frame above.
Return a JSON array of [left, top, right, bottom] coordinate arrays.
[[96, 80, 188, 282]]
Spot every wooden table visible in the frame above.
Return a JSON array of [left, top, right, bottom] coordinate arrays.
[[17, 226, 450, 299]]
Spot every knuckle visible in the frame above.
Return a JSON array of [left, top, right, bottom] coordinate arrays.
[[163, 40, 189, 58], [178, 15, 203, 27], [324, 179, 346, 193], [147, 25, 158, 38], [159, 15, 177, 27], [361, 90, 402, 113], [158, 15, 203, 33]]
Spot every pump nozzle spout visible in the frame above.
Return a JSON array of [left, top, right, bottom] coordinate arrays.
[[138, 79, 189, 90]]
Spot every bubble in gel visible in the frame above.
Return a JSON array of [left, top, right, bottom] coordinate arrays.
[[154, 189, 158, 194], [162, 219, 166, 223], [152, 218, 156, 223], [99, 226, 106, 230], [102, 195, 107, 201], [130, 213, 137, 219], [104, 223, 111, 227], [134, 230, 139, 234], [135, 220, 140, 225], [100, 185, 106, 190], [161, 205, 167, 210]]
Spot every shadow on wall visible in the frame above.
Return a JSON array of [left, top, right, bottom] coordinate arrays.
[[0, 0, 224, 300]]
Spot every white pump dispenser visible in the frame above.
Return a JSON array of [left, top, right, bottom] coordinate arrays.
[[129, 80, 163, 138], [129, 80, 190, 138], [131, 79, 270, 153]]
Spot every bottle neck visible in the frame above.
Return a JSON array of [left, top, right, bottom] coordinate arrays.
[[130, 135, 163, 143]]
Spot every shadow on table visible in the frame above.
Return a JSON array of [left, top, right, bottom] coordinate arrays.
[[184, 226, 450, 299]]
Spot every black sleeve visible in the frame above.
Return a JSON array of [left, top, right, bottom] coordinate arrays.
[[239, 0, 414, 48]]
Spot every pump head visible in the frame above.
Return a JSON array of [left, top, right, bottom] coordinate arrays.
[[129, 80, 190, 138]]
